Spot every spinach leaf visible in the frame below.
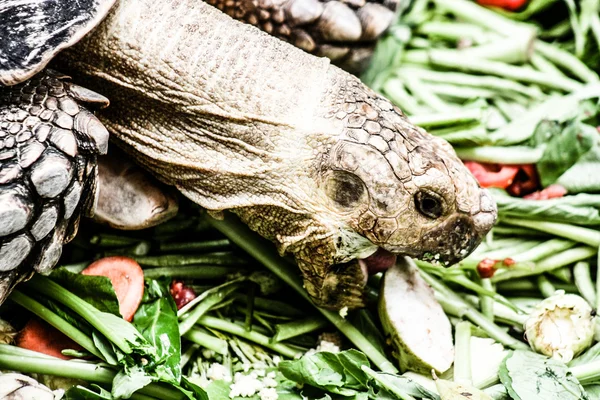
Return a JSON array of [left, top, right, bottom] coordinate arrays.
[[132, 278, 181, 384], [49, 268, 120, 316], [533, 119, 599, 188], [279, 349, 369, 396], [65, 385, 114, 399], [499, 350, 589, 400], [279, 349, 437, 400], [112, 367, 153, 399]]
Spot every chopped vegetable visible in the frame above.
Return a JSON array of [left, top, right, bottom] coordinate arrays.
[[499, 350, 589, 400], [0, 372, 61, 400], [524, 291, 595, 362], [81, 256, 144, 321], [379, 257, 454, 374], [16, 318, 82, 360], [476, 0, 528, 11]]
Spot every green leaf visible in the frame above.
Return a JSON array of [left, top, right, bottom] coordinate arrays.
[[557, 144, 600, 193], [65, 385, 114, 399], [533, 119, 599, 188], [112, 367, 153, 399], [180, 376, 209, 400], [50, 267, 120, 316], [132, 278, 181, 385], [279, 349, 369, 395], [499, 350, 589, 400], [92, 331, 119, 366], [372, 373, 440, 400]]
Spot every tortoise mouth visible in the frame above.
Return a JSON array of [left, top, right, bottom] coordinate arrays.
[[358, 248, 397, 275]]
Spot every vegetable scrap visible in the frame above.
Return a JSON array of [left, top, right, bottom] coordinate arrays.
[[0, 0, 600, 399]]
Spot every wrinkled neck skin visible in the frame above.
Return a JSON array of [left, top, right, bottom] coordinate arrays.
[[56, 0, 377, 307]]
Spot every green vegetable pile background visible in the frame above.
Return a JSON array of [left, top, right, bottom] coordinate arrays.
[[1, 0, 600, 399]]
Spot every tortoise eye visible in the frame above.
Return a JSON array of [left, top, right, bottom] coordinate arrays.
[[325, 171, 365, 208], [415, 190, 444, 219]]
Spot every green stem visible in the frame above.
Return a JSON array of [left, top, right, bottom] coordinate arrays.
[[158, 239, 231, 253], [480, 279, 494, 320], [208, 213, 398, 373], [23, 276, 134, 354], [182, 327, 228, 355], [530, 52, 565, 76], [536, 275, 556, 298], [134, 252, 246, 267], [382, 78, 430, 115], [454, 321, 473, 385], [502, 218, 600, 246], [420, 271, 529, 350], [361, 366, 417, 400], [416, 20, 493, 43], [143, 265, 239, 279], [0, 347, 184, 400], [90, 234, 142, 247], [511, 239, 576, 263], [455, 146, 543, 164], [233, 294, 305, 317], [197, 315, 302, 359], [398, 66, 542, 98], [272, 316, 329, 343], [402, 76, 454, 112], [178, 280, 244, 334], [535, 41, 599, 83], [492, 247, 596, 282], [570, 360, 600, 384], [574, 261, 596, 306], [9, 291, 102, 359], [459, 36, 534, 64], [425, 50, 581, 92]]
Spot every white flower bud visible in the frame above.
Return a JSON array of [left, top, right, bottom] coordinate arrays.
[[524, 291, 595, 362]]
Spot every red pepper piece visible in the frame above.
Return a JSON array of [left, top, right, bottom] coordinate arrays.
[[476, 0, 528, 11], [464, 161, 520, 189], [506, 164, 540, 197]]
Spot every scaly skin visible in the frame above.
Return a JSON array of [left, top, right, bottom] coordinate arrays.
[[49, 0, 497, 309]]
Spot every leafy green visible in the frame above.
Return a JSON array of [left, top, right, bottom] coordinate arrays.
[[491, 190, 600, 225], [499, 350, 589, 400], [132, 278, 181, 384], [279, 350, 368, 396], [65, 385, 114, 399], [279, 350, 438, 399], [50, 267, 121, 316], [533, 117, 600, 189], [112, 367, 153, 398]]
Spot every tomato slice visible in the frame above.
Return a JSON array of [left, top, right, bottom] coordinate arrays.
[[82, 256, 145, 322]]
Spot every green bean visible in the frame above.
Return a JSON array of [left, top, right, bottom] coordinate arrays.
[[574, 261, 596, 306], [197, 315, 302, 359], [158, 239, 230, 253], [143, 265, 239, 279], [272, 316, 330, 343], [134, 252, 247, 267]]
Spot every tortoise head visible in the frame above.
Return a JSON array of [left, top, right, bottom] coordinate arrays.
[[304, 75, 496, 309], [321, 130, 496, 265]]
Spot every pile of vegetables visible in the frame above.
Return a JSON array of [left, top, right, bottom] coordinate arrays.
[[1, 0, 600, 399]]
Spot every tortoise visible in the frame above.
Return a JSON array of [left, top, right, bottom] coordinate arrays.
[[0, 0, 497, 310]]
